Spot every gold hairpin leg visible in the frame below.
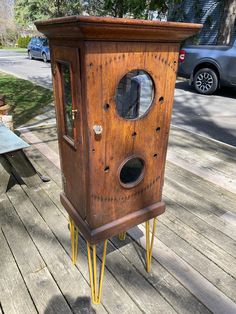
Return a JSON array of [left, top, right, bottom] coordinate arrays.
[[87, 240, 108, 304], [145, 218, 157, 272], [118, 231, 126, 240], [69, 217, 79, 265]]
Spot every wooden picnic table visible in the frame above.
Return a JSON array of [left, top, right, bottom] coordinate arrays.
[[0, 123, 41, 194]]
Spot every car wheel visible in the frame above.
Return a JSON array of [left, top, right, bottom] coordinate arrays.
[[193, 68, 218, 95], [42, 53, 47, 63], [28, 51, 33, 60]]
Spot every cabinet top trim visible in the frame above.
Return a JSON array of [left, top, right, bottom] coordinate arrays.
[[35, 15, 202, 43]]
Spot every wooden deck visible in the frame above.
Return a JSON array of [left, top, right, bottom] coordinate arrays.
[[1, 125, 236, 314]]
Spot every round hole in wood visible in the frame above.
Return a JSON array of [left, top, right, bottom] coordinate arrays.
[[132, 132, 137, 138], [153, 153, 158, 158], [104, 103, 110, 111], [119, 157, 145, 188], [104, 166, 110, 173], [156, 127, 161, 132], [159, 96, 164, 104], [115, 70, 154, 120]]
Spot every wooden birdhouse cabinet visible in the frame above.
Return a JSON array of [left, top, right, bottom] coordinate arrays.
[[35, 16, 201, 304]]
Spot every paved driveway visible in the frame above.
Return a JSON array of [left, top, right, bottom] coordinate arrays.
[[0, 50, 52, 89], [0, 50, 236, 146], [173, 81, 236, 147]]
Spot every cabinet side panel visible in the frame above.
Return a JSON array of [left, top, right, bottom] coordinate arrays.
[[159, 44, 179, 192], [51, 44, 87, 219]]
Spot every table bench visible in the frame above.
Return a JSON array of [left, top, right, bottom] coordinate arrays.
[[0, 123, 42, 194]]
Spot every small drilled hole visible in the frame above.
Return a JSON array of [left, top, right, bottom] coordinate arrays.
[[153, 153, 158, 158], [92, 149, 95, 152], [104, 103, 110, 111], [159, 96, 164, 104], [156, 127, 161, 132], [104, 166, 110, 173], [132, 132, 137, 138]]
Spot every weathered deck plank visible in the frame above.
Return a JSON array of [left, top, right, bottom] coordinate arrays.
[[24, 144, 62, 187], [167, 150, 236, 194], [23, 145, 67, 218], [152, 220, 236, 302], [100, 241, 177, 314], [10, 183, 145, 314], [0, 193, 73, 314], [168, 127, 236, 174], [21, 128, 60, 169], [159, 212, 236, 279], [7, 184, 107, 314], [21, 182, 177, 313], [164, 177, 236, 240], [163, 196, 236, 259], [128, 225, 236, 314], [169, 126, 236, 162], [167, 127, 236, 194], [110, 235, 211, 314], [165, 161, 236, 215], [0, 228, 37, 314]]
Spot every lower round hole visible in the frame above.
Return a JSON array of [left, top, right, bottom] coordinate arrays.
[[153, 153, 157, 158], [119, 157, 144, 187]]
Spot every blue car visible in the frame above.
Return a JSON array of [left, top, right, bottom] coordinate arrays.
[[27, 37, 50, 62]]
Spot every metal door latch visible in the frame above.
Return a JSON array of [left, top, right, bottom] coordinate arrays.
[[72, 109, 78, 121]]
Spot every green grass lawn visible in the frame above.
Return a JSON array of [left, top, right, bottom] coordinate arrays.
[[0, 71, 53, 127]]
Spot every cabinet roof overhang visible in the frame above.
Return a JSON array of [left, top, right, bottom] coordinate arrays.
[[35, 15, 202, 43]]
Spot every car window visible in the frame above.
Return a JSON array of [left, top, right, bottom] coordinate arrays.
[[41, 38, 48, 46], [30, 38, 36, 45], [33, 38, 48, 46], [34, 38, 39, 45]]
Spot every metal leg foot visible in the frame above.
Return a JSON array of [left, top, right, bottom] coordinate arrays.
[[87, 240, 108, 304], [69, 217, 79, 265], [118, 231, 126, 240], [145, 218, 157, 272]]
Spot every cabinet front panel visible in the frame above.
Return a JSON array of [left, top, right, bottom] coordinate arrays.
[[85, 41, 179, 228]]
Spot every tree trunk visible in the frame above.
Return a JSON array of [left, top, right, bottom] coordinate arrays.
[[116, 0, 124, 18], [217, 0, 236, 45]]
